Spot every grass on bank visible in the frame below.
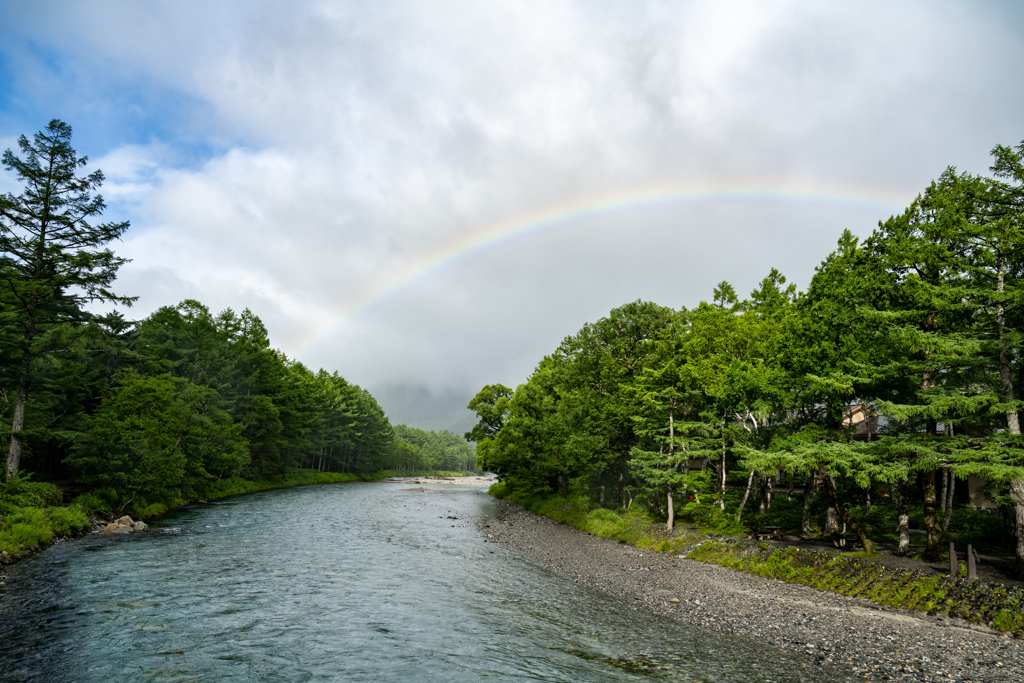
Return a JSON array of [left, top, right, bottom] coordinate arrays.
[[489, 482, 1024, 635], [0, 469, 471, 558], [0, 478, 90, 555], [687, 541, 1024, 634], [488, 481, 703, 553]]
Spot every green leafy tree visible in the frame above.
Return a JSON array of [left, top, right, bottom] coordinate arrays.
[[465, 384, 513, 442], [70, 374, 246, 513]]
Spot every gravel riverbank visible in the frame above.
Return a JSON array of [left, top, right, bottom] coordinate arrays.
[[484, 499, 1023, 683]]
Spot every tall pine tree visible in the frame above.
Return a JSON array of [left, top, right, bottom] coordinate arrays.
[[0, 120, 133, 481]]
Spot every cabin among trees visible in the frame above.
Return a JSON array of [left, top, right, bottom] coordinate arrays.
[[844, 405, 997, 510]]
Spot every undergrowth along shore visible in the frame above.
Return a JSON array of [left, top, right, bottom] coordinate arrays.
[[489, 483, 1024, 636], [0, 469, 468, 560]]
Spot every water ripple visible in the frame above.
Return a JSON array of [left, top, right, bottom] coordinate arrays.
[[0, 482, 850, 682]]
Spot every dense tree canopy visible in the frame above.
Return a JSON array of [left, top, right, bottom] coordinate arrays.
[[0, 120, 474, 518], [468, 139, 1024, 578]]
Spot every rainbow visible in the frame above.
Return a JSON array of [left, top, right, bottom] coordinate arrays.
[[293, 179, 913, 357]]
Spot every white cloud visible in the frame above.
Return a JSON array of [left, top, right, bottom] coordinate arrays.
[[5, 0, 1021, 426]]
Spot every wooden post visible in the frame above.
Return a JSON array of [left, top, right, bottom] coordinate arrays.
[[967, 544, 977, 580], [950, 542, 957, 577]]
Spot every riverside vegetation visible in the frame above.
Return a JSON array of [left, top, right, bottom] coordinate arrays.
[[490, 483, 1024, 635], [0, 120, 476, 560], [468, 136, 1024, 633]]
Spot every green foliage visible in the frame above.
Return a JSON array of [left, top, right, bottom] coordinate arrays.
[[0, 119, 134, 482], [394, 424, 476, 472], [465, 384, 513, 443], [46, 506, 89, 536], [583, 508, 630, 539], [488, 480, 510, 499], [469, 137, 1024, 575], [0, 504, 89, 554], [688, 540, 1024, 634], [0, 509, 51, 552], [2, 477, 61, 508], [70, 489, 118, 515], [991, 610, 1024, 633], [948, 508, 1015, 553], [674, 499, 747, 535], [130, 501, 174, 521], [495, 486, 688, 553]]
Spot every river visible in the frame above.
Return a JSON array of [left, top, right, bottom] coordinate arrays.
[[0, 481, 852, 681]]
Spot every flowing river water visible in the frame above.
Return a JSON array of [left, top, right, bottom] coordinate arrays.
[[0, 481, 852, 681]]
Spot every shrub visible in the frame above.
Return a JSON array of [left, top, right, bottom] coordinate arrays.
[[583, 508, 629, 539], [675, 501, 746, 535], [0, 507, 51, 553], [47, 507, 90, 536], [70, 489, 119, 516], [488, 480, 510, 499], [130, 501, 172, 521], [2, 478, 62, 508]]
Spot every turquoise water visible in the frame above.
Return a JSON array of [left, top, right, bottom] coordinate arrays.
[[0, 482, 850, 681]]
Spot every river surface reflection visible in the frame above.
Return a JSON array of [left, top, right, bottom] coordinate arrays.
[[0, 481, 853, 681]]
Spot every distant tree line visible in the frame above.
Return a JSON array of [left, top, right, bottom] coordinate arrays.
[[0, 120, 473, 516], [467, 139, 1024, 578], [393, 425, 476, 472]]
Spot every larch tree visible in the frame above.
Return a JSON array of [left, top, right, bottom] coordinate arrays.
[[0, 120, 133, 481]]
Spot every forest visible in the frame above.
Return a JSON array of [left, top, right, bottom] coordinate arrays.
[[468, 139, 1024, 579], [0, 120, 474, 540]]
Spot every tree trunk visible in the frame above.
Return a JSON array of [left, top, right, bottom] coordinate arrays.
[[715, 420, 727, 511], [997, 249, 1021, 434], [825, 506, 839, 536], [600, 484, 605, 508], [822, 475, 874, 553], [997, 251, 1024, 577], [865, 488, 872, 515], [766, 473, 775, 511], [922, 469, 943, 560], [1011, 478, 1024, 580], [895, 478, 911, 555], [801, 473, 817, 534], [942, 470, 955, 534], [5, 350, 31, 482], [735, 470, 755, 522], [666, 487, 674, 531], [939, 466, 948, 518]]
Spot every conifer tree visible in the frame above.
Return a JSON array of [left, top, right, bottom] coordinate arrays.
[[0, 120, 132, 481]]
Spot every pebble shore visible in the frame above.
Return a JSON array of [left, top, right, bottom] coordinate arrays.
[[484, 500, 1024, 683]]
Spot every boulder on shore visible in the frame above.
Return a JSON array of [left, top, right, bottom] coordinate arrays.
[[96, 516, 147, 533]]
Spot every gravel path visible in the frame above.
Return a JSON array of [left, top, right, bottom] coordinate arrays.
[[484, 500, 1024, 683]]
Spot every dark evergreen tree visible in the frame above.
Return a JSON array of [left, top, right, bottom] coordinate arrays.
[[0, 120, 133, 481]]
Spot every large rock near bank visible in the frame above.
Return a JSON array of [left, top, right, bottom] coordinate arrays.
[[98, 516, 146, 533]]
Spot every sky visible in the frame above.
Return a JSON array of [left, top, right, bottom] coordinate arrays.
[[1, 0, 1022, 432]]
